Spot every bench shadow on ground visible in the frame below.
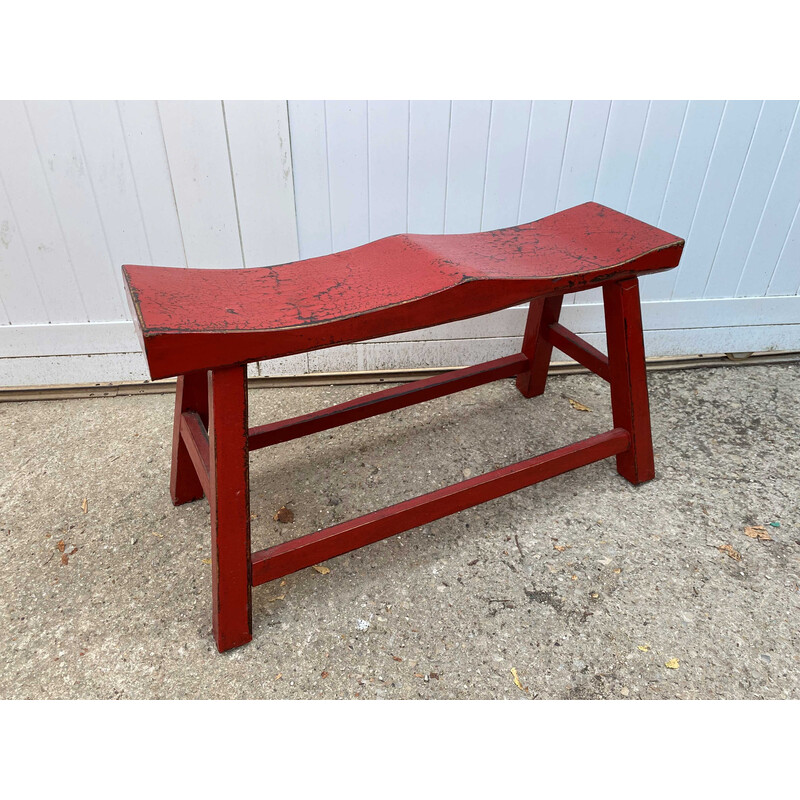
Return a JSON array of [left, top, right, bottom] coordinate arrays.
[[243, 377, 616, 622]]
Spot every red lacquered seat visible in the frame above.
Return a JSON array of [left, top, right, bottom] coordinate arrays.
[[123, 202, 683, 380]]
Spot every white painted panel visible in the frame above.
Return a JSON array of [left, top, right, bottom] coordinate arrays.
[[703, 101, 797, 298], [223, 101, 298, 267], [1, 352, 149, 386], [518, 100, 571, 223], [360, 336, 521, 371], [444, 100, 491, 233], [0, 178, 46, 325], [0, 320, 138, 357], [367, 101, 409, 241], [325, 101, 370, 251], [307, 343, 361, 374], [70, 100, 153, 292], [288, 100, 332, 259], [555, 100, 611, 211], [407, 100, 450, 233], [627, 101, 687, 224], [767, 202, 800, 297], [24, 101, 129, 321], [158, 101, 243, 268], [482, 100, 531, 231], [116, 100, 186, 267], [247, 353, 308, 378], [671, 100, 763, 300], [594, 101, 649, 212], [0, 102, 92, 323], [736, 111, 800, 297], [643, 100, 726, 301]]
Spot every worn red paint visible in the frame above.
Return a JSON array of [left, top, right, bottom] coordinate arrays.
[[207, 366, 252, 651], [124, 202, 684, 652]]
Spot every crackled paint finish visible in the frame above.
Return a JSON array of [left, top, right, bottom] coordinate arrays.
[[123, 202, 683, 379]]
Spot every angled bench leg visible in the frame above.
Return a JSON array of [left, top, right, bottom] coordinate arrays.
[[516, 295, 564, 398], [170, 370, 209, 506], [603, 278, 655, 485], [208, 365, 252, 652]]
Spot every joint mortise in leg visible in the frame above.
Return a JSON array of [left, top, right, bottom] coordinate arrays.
[[516, 295, 563, 398], [603, 278, 655, 484]]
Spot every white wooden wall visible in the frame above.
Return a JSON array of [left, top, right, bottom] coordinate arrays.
[[288, 100, 800, 372], [0, 100, 300, 385], [1, 100, 798, 387]]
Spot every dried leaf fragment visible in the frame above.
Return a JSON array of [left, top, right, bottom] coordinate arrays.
[[744, 525, 772, 541], [61, 554, 69, 566], [81, 498, 88, 514], [312, 564, 330, 575], [201, 558, 212, 565], [568, 398, 593, 412], [273, 506, 294, 523], [638, 644, 650, 652], [267, 594, 286, 602], [321, 671, 329, 679], [150, 531, 163, 539], [57, 540, 66, 553], [553, 544, 571, 552], [510, 667, 528, 692], [665, 658, 680, 669], [392, 655, 403, 662], [719, 544, 742, 561]]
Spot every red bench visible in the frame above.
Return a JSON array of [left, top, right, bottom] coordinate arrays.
[[123, 201, 684, 652]]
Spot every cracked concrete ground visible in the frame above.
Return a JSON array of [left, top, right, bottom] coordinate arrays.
[[1, 363, 799, 699]]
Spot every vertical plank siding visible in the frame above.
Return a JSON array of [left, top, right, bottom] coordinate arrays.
[[1, 100, 799, 387], [223, 101, 299, 268], [407, 101, 450, 234]]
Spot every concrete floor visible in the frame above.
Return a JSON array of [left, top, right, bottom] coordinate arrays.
[[1, 363, 799, 699]]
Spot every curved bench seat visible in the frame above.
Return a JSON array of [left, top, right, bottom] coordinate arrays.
[[123, 202, 683, 380]]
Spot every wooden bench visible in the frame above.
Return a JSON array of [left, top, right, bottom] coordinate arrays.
[[123, 201, 684, 652]]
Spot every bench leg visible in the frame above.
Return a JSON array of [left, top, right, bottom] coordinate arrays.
[[516, 295, 563, 398], [208, 365, 252, 652], [170, 370, 209, 506], [603, 278, 655, 485]]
